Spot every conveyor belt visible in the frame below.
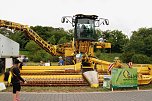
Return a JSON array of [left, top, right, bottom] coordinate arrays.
[[21, 75, 88, 86], [20, 74, 104, 86]]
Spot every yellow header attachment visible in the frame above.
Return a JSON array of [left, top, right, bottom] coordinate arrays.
[[95, 42, 111, 49]]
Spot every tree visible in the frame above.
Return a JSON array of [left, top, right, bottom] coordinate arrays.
[[124, 28, 152, 57], [30, 26, 54, 41], [48, 35, 56, 45], [58, 36, 67, 44], [9, 31, 29, 50], [122, 27, 152, 63], [0, 28, 13, 36], [103, 30, 129, 53], [25, 40, 52, 62], [95, 29, 103, 41], [0, 28, 29, 50]]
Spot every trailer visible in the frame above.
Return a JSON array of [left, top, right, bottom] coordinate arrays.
[[0, 34, 19, 82]]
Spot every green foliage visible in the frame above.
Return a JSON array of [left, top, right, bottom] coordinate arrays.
[[0, 28, 13, 37], [30, 26, 73, 45], [101, 30, 129, 53], [25, 41, 52, 62], [95, 29, 102, 41], [9, 31, 29, 50], [95, 50, 101, 58], [20, 51, 30, 56], [58, 36, 67, 44], [0, 26, 73, 62], [131, 54, 151, 64], [25, 40, 41, 51], [30, 26, 54, 41], [122, 27, 152, 64], [48, 35, 56, 45], [95, 52, 122, 62], [2, 23, 152, 64], [32, 50, 51, 62], [0, 28, 29, 50], [124, 28, 152, 57], [121, 51, 135, 63]]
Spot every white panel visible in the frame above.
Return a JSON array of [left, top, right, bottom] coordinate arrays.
[[5, 58, 13, 69], [0, 34, 19, 57]]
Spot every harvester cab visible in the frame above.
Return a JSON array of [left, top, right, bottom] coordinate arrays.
[[62, 14, 109, 41], [62, 14, 110, 66], [74, 14, 98, 41]]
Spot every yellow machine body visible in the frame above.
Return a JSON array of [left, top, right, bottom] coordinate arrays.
[[0, 15, 152, 87], [0, 74, 4, 82]]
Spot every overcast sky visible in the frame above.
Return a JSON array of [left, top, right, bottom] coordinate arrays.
[[0, 0, 152, 37]]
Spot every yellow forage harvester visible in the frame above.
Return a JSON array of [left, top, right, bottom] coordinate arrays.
[[0, 14, 152, 87]]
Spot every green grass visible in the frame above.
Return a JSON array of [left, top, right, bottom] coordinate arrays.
[[2, 84, 152, 92], [97, 53, 122, 62], [139, 84, 152, 90], [26, 62, 39, 66], [19, 50, 30, 56], [3, 86, 108, 92]]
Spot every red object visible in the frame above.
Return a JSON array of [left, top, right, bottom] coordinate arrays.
[[128, 62, 133, 68], [108, 63, 114, 72]]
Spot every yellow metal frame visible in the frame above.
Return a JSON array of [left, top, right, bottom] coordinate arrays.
[[0, 74, 4, 82], [1, 19, 152, 87]]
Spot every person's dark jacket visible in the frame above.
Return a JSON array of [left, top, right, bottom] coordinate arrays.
[[0, 61, 4, 73], [11, 66, 25, 84]]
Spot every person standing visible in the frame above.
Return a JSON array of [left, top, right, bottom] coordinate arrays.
[[39, 61, 45, 66], [11, 59, 27, 101], [76, 52, 82, 63], [58, 56, 64, 66], [22, 56, 28, 66], [0, 59, 4, 73]]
